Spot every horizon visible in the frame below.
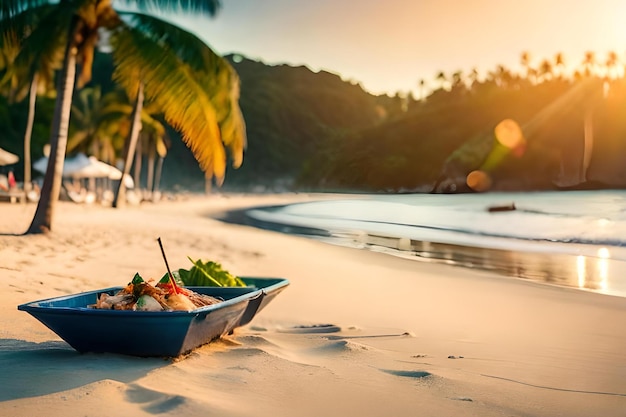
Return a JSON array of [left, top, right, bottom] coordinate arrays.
[[165, 0, 626, 97]]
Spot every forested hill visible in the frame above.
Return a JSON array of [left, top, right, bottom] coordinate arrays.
[[145, 54, 626, 194], [3, 51, 626, 194], [163, 55, 389, 191], [301, 76, 626, 193]]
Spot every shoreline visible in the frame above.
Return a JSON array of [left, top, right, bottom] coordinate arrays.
[[214, 201, 626, 298], [1, 193, 625, 417]]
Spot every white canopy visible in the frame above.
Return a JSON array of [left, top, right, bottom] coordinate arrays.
[[33, 153, 134, 188], [0, 147, 19, 166]]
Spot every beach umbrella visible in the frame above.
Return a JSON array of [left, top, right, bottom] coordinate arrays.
[[83, 156, 134, 188], [32, 156, 48, 174], [0, 147, 19, 166], [33, 154, 134, 188], [68, 155, 111, 179], [33, 153, 92, 176]]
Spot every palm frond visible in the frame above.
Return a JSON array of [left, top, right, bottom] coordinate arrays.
[[155, 135, 168, 158], [120, 11, 246, 170], [11, 4, 70, 81], [110, 20, 244, 183], [116, 11, 222, 73], [100, 101, 134, 116], [0, 4, 66, 100], [205, 62, 246, 168], [67, 130, 89, 152], [1, 0, 54, 20], [114, 0, 221, 16], [0, 30, 21, 91], [101, 85, 169, 157], [111, 25, 224, 181]]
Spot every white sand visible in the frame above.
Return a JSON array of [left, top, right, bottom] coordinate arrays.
[[1, 193, 625, 417]]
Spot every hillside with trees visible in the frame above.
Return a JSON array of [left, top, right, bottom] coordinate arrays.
[[2, 48, 626, 195], [162, 54, 387, 191], [298, 52, 626, 193]]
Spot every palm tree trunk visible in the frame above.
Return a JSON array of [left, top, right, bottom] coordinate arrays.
[[146, 141, 155, 200], [23, 73, 38, 196], [113, 82, 144, 208], [153, 156, 163, 193], [133, 136, 142, 195], [205, 172, 212, 194], [26, 23, 78, 234]]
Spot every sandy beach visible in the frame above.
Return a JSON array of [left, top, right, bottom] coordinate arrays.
[[1, 193, 625, 417]]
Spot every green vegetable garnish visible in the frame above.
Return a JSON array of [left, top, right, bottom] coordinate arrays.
[[158, 269, 185, 287], [131, 273, 144, 285], [159, 257, 246, 287]]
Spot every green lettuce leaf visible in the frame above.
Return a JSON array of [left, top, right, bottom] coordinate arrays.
[[159, 257, 246, 287]]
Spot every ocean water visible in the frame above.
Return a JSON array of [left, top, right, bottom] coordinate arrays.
[[239, 190, 626, 298]]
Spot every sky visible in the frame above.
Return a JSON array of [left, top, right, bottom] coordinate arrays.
[[167, 0, 626, 97]]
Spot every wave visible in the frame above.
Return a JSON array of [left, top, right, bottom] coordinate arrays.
[[214, 190, 626, 298], [246, 195, 626, 256]]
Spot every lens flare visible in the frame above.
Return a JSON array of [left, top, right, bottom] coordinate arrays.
[[466, 170, 492, 192], [495, 119, 526, 154]]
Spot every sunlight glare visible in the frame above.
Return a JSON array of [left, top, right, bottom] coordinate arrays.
[[494, 119, 526, 151], [577, 255, 586, 289]]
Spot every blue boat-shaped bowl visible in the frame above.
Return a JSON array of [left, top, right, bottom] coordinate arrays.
[[17, 277, 289, 357]]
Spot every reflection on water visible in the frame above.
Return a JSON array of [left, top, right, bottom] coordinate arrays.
[[215, 200, 626, 298], [576, 248, 609, 292], [345, 234, 625, 297]]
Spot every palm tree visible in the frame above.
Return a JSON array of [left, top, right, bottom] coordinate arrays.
[[66, 85, 126, 198], [68, 86, 112, 158], [0, 6, 61, 197], [582, 51, 596, 77], [0, 30, 22, 102], [450, 70, 465, 93], [418, 78, 426, 101], [604, 51, 619, 80], [467, 67, 479, 91], [435, 71, 447, 90], [142, 130, 168, 200], [68, 86, 163, 166], [2, 1, 245, 233], [109, 13, 245, 207], [489, 64, 513, 88], [152, 140, 167, 200], [553, 52, 565, 80], [538, 59, 553, 83], [120, 91, 168, 199], [520, 51, 531, 74], [69, 82, 168, 204], [520, 51, 537, 85], [126, 124, 168, 200]]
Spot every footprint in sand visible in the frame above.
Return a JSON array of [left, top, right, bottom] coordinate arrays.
[[277, 324, 341, 334], [125, 384, 186, 414], [380, 369, 432, 379]]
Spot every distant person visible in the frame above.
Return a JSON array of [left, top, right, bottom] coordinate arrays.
[[7, 171, 16, 189]]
